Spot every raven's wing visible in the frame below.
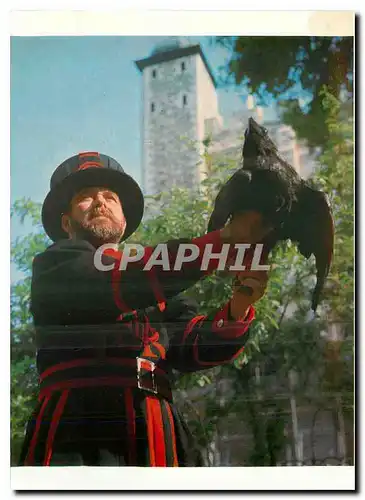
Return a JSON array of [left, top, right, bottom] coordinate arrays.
[[288, 186, 334, 311], [308, 190, 334, 311], [207, 169, 252, 232], [208, 166, 294, 233]]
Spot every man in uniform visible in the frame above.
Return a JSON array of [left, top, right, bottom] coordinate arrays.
[[19, 152, 271, 466]]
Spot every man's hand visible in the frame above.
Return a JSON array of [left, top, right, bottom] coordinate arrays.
[[229, 269, 270, 320], [220, 211, 273, 245]]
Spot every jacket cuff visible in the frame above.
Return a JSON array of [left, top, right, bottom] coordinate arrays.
[[211, 302, 255, 339]]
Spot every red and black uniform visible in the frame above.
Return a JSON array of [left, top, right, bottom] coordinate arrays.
[[19, 230, 255, 466]]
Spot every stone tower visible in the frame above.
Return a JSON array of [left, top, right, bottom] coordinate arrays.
[[135, 37, 223, 196]]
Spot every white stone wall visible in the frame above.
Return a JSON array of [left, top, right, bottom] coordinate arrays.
[[195, 56, 223, 182], [141, 50, 223, 195], [196, 56, 220, 127], [142, 54, 201, 195]]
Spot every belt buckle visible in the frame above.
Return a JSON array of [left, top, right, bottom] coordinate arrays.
[[137, 357, 157, 394]]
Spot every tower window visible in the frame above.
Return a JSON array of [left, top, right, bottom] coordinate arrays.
[[183, 94, 187, 106], [152, 69, 157, 79], [151, 102, 155, 112], [181, 61, 185, 71]]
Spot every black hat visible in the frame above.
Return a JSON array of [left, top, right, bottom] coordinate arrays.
[[42, 152, 144, 242]]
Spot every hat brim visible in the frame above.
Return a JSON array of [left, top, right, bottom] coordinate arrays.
[[42, 167, 144, 242]]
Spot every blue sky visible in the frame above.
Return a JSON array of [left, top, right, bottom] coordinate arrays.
[[10, 36, 274, 225], [10, 35, 278, 280]]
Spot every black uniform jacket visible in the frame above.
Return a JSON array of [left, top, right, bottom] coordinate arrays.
[[20, 230, 255, 466]]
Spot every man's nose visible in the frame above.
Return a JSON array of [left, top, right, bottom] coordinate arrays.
[[94, 192, 106, 206]]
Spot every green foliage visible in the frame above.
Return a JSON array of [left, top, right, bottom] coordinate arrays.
[[218, 36, 354, 463], [315, 89, 354, 323], [11, 200, 47, 464], [217, 36, 353, 149], [312, 90, 354, 459], [226, 89, 354, 465]]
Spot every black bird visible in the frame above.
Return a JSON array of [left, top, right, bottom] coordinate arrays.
[[208, 117, 334, 311]]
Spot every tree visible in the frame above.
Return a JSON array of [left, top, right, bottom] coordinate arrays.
[[219, 90, 354, 466], [314, 89, 354, 463], [214, 35, 354, 462], [216, 36, 353, 149], [11, 200, 49, 464]]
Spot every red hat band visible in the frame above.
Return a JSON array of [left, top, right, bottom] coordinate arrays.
[[77, 152, 103, 171], [78, 161, 104, 171]]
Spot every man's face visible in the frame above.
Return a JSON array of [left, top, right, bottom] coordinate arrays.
[[61, 186, 127, 245]]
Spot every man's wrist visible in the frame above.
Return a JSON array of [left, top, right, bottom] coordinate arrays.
[[228, 298, 251, 321]]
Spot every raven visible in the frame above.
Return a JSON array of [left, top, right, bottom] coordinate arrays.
[[208, 117, 334, 311]]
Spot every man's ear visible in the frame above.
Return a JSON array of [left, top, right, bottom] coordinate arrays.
[[61, 214, 72, 236]]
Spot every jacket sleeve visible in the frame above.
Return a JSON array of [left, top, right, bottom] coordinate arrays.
[[164, 296, 255, 373], [30, 231, 234, 325]]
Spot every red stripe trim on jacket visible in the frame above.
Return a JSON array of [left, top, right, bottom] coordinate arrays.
[[182, 315, 205, 343], [142, 247, 166, 312], [230, 344, 247, 362], [164, 401, 178, 467], [191, 230, 236, 274], [191, 305, 254, 366], [24, 394, 52, 465], [103, 247, 135, 314], [192, 326, 253, 367], [40, 377, 133, 395], [124, 388, 137, 465], [39, 376, 160, 400], [40, 357, 166, 381], [210, 304, 255, 339], [146, 397, 156, 466], [148, 267, 166, 312], [43, 390, 69, 466], [145, 397, 166, 466], [111, 267, 133, 314]]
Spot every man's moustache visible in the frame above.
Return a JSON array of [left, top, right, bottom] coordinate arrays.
[[88, 209, 112, 220]]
